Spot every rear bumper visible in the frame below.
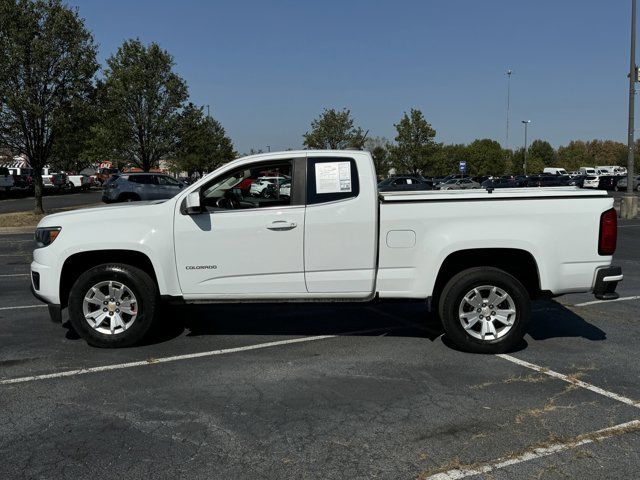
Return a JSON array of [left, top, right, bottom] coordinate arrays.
[[593, 266, 623, 300]]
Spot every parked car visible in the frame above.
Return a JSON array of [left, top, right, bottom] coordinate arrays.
[[481, 178, 518, 189], [525, 175, 564, 187], [596, 166, 627, 176], [41, 169, 68, 191], [0, 167, 14, 193], [615, 175, 640, 191], [95, 167, 121, 186], [250, 176, 288, 197], [7, 167, 34, 192], [378, 175, 433, 192], [566, 175, 587, 187], [597, 175, 620, 191], [279, 182, 291, 198], [66, 173, 93, 191], [102, 173, 185, 203], [582, 176, 600, 189], [543, 167, 568, 175], [438, 178, 481, 190], [579, 167, 598, 176], [32, 149, 622, 354]]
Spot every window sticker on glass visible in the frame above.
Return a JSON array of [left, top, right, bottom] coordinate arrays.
[[315, 161, 352, 194]]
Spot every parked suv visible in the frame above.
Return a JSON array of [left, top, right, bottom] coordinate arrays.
[[102, 173, 185, 203]]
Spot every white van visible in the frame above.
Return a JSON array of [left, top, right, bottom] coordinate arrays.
[[595, 166, 627, 175], [543, 167, 568, 175], [579, 167, 597, 175]]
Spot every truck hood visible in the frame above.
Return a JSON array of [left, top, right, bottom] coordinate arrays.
[[36, 200, 171, 228]]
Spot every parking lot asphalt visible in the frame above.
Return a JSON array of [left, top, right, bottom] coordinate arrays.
[[0, 189, 102, 214], [0, 219, 639, 479]]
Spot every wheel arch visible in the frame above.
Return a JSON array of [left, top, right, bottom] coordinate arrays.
[[432, 248, 542, 306], [60, 250, 159, 308]]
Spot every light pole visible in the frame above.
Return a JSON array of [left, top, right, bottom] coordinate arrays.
[[267, 145, 271, 152], [506, 70, 512, 150], [522, 120, 531, 175], [623, 0, 639, 218]]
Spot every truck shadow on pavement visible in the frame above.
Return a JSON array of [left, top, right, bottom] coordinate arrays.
[[62, 298, 607, 352], [126, 298, 606, 351]]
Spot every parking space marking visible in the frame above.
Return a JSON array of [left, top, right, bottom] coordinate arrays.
[[497, 354, 640, 409], [425, 420, 640, 480], [0, 304, 47, 311], [0, 273, 30, 277], [0, 325, 407, 385], [573, 295, 640, 307], [0, 335, 338, 385]]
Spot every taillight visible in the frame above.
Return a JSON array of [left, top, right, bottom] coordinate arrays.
[[598, 208, 617, 256]]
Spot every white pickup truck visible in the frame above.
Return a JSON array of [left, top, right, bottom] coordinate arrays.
[[31, 150, 622, 353]]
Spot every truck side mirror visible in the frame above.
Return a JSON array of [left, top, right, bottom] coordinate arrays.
[[185, 191, 203, 214]]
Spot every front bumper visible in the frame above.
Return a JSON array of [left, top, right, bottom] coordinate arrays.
[[31, 259, 62, 322], [593, 266, 623, 300], [30, 284, 62, 323]]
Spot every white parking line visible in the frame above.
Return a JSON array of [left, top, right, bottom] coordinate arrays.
[[0, 335, 337, 385], [426, 420, 640, 480], [573, 295, 640, 307], [0, 304, 47, 311], [497, 354, 640, 409], [0, 273, 30, 277]]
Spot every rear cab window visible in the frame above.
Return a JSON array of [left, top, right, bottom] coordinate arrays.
[[306, 157, 359, 205]]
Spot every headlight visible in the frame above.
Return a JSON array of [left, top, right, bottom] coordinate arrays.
[[35, 227, 61, 248]]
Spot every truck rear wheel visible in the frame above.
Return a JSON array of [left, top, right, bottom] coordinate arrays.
[[68, 263, 159, 348], [438, 267, 530, 354]]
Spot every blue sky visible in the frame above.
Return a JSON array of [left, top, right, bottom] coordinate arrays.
[[69, 0, 634, 154]]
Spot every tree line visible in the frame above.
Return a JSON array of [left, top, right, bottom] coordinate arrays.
[[0, 0, 235, 212], [303, 108, 633, 178], [0, 0, 632, 214]]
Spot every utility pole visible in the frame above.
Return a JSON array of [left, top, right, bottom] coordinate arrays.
[[522, 120, 531, 176], [506, 70, 512, 150], [267, 145, 271, 152], [623, 0, 639, 218], [206, 105, 210, 118]]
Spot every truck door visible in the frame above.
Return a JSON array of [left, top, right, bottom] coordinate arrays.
[[174, 157, 307, 295], [304, 154, 377, 294]]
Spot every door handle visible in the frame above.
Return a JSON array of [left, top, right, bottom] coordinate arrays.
[[267, 220, 297, 231]]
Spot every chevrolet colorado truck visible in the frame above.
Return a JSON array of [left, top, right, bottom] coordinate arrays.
[[31, 150, 622, 353]]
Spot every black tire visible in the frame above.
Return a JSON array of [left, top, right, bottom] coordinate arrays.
[[68, 263, 159, 348], [438, 267, 531, 354]]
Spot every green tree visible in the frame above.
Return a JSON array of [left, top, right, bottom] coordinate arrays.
[[172, 103, 235, 176], [431, 143, 467, 176], [93, 39, 188, 172], [0, 0, 98, 213], [528, 140, 556, 167], [303, 108, 366, 149], [556, 140, 591, 171], [586, 139, 627, 166], [389, 109, 439, 175], [465, 139, 505, 176], [364, 136, 390, 177], [49, 93, 98, 172]]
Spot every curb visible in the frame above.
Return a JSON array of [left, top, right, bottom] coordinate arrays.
[[0, 226, 35, 235]]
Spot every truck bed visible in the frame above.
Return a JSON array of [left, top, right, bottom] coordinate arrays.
[[379, 186, 608, 202]]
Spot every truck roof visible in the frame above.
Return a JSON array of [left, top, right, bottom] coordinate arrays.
[[379, 187, 608, 202]]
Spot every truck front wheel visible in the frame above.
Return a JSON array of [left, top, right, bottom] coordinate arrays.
[[438, 267, 531, 354], [68, 263, 159, 348]]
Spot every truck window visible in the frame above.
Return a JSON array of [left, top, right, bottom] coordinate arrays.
[[306, 157, 359, 205], [200, 160, 293, 211]]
